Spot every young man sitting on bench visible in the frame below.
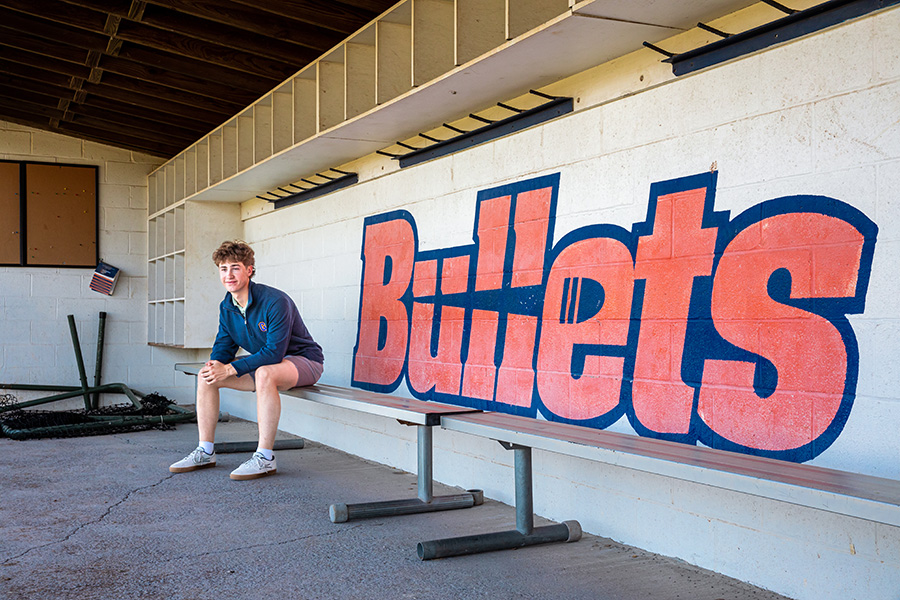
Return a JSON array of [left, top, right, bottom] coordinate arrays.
[[169, 240, 324, 480]]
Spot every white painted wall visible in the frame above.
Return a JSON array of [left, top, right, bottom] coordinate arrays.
[[218, 7, 900, 600], [0, 122, 201, 405]]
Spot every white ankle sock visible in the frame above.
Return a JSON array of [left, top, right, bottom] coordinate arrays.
[[199, 441, 214, 455], [256, 447, 274, 460]]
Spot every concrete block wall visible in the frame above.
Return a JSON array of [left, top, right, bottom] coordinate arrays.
[[220, 7, 900, 599], [0, 121, 201, 404]]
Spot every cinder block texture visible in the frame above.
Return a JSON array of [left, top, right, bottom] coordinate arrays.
[[0, 122, 195, 403], [233, 9, 900, 600]]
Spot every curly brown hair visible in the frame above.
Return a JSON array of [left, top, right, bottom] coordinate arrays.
[[212, 240, 255, 277]]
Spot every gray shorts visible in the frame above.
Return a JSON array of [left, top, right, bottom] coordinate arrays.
[[249, 356, 323, 387], [285, 355, 324, 387]]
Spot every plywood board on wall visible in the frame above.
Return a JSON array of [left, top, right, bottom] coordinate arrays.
[[0, 162, 20, 265], [25, 163, 97, 267]]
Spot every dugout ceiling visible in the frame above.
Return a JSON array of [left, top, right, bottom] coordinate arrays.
[[0, 0, 399, 157], [1, 0, 850, 162]]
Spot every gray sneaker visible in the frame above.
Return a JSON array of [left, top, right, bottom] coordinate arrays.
[[169, 447, 216, 473], [230, 452, 277, 480]]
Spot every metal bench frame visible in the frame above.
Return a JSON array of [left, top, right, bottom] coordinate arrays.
[[416, 411, 900, 558]]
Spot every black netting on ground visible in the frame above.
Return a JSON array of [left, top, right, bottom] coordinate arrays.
[[0, 392, 183, 440]]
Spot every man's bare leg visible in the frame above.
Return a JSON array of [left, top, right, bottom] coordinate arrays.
[[196, 377, 221, 447], [197, 370, 256, 445], [253, 360, 301, 451], [170, 370, 254, 474]]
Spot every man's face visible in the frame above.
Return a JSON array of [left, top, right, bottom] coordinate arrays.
[[218, 261, 252, 295]]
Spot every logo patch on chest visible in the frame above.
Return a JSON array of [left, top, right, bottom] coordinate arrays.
[[258, 321, 267, 332]]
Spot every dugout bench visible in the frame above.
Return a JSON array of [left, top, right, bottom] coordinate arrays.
[[419, 411, 900, 558], [176, 363, 900, 561]]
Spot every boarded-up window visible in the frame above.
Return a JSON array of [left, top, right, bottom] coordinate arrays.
[[0, 161, 98, 267]]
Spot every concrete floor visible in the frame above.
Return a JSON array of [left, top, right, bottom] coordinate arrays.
[[0, 418, 793, 600]]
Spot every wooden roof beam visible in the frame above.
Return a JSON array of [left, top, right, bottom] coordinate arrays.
[[0, 58, 73, 87], [97, 54, 267, 100], [135, 6, 325, 63], [0, 0, 108, 32], [0, 73, 76, 100], [69, 112, 197, 147], [114, 44, 282, 92], [0, 85, 199, 145], [0, 44, 258, 105], [0, 7, 109, 51], [0, 73, 221, 131], [0, 4, 295, 79], [80, 80, 237, 120], [113, 20, 300, 79], [331, 0, 398, 15], [2, 0, 310, 74], [58, 120, 183, 156], [228, 0, 377, 33], [90, 73, 247, 113], [0, 94, 186, 156], [0, 95, 64, 121], [0, 47, 93, 81], [81, 95, 221, 132], [140, 0, 347, 50], [54, 0, 330, 61], [0, 56, 240, 120], [0, 26, 92, 65]]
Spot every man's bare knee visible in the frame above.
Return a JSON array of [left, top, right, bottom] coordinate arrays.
[[255, 365, 277, 389]]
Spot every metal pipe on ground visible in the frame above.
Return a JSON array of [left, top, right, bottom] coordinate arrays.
[[0, 313, 196, 440], [416, 521, 581, 560], [330, 490, 483, 523], [214, 439, 306, 453], [0, 383, 136, 413]]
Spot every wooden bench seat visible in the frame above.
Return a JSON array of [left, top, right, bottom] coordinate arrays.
[[288, 382, 474, 426], [439, 411, 900, 525]]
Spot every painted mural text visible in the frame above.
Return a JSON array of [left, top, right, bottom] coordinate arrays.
[[352, 172, 877, 461]]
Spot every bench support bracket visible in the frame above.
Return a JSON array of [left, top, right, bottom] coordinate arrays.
[[329, 424, 483, 523], [416, 442, 582, 560]]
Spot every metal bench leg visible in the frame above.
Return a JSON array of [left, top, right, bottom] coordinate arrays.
[[418, 425, 433, 502], [214, 439, 305, 453], [416, 443, 581, 560], [515, 445, 534, 534], [329, 424, 483, 523]]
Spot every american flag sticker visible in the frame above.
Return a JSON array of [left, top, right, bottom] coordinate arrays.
[[90, 262, 120, 296]]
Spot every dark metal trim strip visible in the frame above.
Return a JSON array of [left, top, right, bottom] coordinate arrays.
[[397, 97, 574, 169], [271, 172, 359, 209], [668, 0, 900, 76]]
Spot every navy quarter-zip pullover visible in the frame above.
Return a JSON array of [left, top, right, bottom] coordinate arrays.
[[209, 280, 323, 378]]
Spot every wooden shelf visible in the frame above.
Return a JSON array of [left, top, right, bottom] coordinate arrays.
[[146, 190, 240, 347], [148, 0, 756, 204]]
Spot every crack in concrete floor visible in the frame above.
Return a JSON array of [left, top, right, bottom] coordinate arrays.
[[160, 523, 367, 563], [1, 473, 175, 566]]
